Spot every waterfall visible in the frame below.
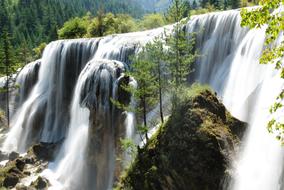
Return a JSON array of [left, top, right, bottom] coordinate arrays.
[[186, 10, 284, 190], [11, 60, 41, 113], [1, 8, 284, 190], [44, 59, 129, 190], [2, 39, 100, 152]]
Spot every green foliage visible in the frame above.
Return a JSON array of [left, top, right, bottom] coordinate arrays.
[[59, 12, 138, 39], [165, 0, 189, 23], [59, 11, 170, 39], [178, 83, 212, 99], [58, 17, 88, 39], [144, 36, 167, 123], [200, 0, 257, 10], [33, 43, 47, 59], [164, 28, 197, 88], [88, 12, 137, 37], [0, 27, 17, 127], [240, 0, 284, 142], [120, 138, 137, 158], [0, 0, 146, 64], [127, 46, 158, 132], [164, 0, 198, 91], [139, 14, 166, 30], [112, 0, 197, 144], [190, 7, 216, 16]]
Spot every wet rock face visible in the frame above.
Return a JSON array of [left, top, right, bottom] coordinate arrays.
[[31, 142, 62, 161], [119, 89, 247, 190]]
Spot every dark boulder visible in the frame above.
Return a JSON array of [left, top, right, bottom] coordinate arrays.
[[31, 176, 49, 189], [15, 159, 26, 171], [3, 174, 19, 188]]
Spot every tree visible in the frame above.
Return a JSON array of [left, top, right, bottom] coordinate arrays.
[[58, 17, 88, 39], [201, 0, 209, 8], [145, 36, 167, 123], [165, 0, 197, 89], [0, 0, 8, 35], [211, 0, 221, 9], [17, 40, 33, 66], [224, 0, 228, 9], [0, 0, 15, 126], [139, 13, 166, 30], [230, 0, 241, 9], [111, 46, 158, 142], [240, 0, 284, 141], [163, 0, 198, 109], [165, 0, 190, 23], [192, 0, 198, 9], [87, 12, 136, 37], [33, 42, 47, 59], [127, 47, 158, 141], [0, 28, 15, 127], [115, 14, 136, 33]]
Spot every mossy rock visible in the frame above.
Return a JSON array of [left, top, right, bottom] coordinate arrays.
[[117, 87, 246, 190], [0, 159, 25, 188], [31, 176, 49, 190], [0, 141, 60, 189]]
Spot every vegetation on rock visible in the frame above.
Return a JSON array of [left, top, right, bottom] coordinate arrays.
[[116, 85, 246, 190]]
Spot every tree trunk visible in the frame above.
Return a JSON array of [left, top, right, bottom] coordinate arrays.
[[158, 61, 164, 123], [142, 97, 148, 141]]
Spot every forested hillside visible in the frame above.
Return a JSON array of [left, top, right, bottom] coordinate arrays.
[[0, 0, 255, 72], [2, 0, 143, 48]]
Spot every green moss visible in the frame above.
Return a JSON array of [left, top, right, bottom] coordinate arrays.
[[184, 83, 212, 98]]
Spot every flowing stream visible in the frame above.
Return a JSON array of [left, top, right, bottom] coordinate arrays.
[[1, 9, 284, 190]]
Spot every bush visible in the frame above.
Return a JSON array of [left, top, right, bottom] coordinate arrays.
[[58, 17, 88, 39], [139, 13, 166, 30]]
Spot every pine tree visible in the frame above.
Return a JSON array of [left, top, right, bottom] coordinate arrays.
[[145, 36, 166, 123], [166, 0, 196, 87], [230, 0, 241, 9], [201, 0, 209, 8], [0, 28, 15, 127], [126, 47, 158, 141], [224, 0, 228, 10], [165, 0, 197, 106], [211, 0, 221, 9], [192, 0, 198, 9]]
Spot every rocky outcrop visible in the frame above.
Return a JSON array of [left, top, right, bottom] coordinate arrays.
[[117, 87, 246, 190], [0, 142, 59, 189]]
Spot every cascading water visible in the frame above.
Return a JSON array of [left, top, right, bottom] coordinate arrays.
[[11, 60, 41, 112], [186, 10, 284, 190], [1, 8, 284, 190], [44, 59, 130, 190], [2, 39, 100, 152]]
